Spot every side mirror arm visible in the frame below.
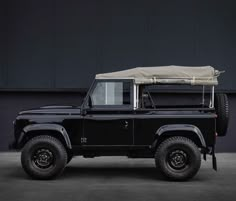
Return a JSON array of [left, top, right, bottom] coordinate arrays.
[[88, 96, 92, 108]]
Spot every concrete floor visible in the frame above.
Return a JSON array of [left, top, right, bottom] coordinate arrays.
[[0, 153, 235, 201]]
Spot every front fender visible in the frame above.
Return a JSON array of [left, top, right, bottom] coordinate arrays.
[[154, 124, 206, 148], [18, 124, 72, 149]]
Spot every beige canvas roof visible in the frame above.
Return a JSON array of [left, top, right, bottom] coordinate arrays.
[[96, 66, 221, 85]]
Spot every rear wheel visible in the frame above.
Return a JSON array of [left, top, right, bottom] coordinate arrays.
[[155, 136, 201, 181], [21, 135, 67, 180]]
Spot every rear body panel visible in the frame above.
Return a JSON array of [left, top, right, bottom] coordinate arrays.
[[134, 109, 216, 146]]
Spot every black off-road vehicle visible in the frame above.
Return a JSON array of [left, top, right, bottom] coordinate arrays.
[[9, 66, 228, 180]]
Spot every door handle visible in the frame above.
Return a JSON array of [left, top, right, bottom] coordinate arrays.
[[124, 121, 129, 129]]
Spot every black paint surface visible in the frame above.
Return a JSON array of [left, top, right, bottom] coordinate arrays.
[[0, 92, 235, 152]]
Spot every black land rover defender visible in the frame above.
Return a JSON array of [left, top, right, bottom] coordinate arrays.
[[9, 66, 228, 181]]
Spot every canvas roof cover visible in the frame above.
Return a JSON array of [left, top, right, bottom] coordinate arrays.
[[96, 66, 221, 85]]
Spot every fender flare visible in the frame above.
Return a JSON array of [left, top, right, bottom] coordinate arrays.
[[18, 124, 72, 149], [154, 124, 206, 148]]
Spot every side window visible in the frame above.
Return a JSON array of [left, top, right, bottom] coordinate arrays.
[[90, 81, 131, 107]]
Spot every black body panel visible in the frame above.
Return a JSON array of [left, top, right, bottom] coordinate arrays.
[[133, 110, 216, 146], [83, 112, 133, 145], [12, 104, 216, 158]]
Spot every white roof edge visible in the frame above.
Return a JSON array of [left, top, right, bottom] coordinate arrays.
[[95, 66, 223, 86]]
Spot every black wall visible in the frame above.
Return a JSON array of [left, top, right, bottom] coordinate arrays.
[[3, 0, 236, 90], [1, 0, 236, 151]]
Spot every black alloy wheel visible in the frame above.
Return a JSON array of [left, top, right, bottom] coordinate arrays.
[[21, 135, 67, 180], [155, 136, 201, 181]]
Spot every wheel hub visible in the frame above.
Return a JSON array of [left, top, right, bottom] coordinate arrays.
[[32, 148, 54, 169], [168, 150, 188, 170]]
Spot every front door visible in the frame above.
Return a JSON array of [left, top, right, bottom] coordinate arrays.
[[83, 80, 134, 145]]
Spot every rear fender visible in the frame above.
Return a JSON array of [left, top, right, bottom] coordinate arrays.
[[153, 124, 206, 148]]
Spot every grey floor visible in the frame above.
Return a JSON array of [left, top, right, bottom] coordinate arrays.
[[0, 153, 235, 201]]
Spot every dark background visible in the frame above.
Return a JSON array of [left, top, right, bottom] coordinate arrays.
[[0, 0, 236, 151]]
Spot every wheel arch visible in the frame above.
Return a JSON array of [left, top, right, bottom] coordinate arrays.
[[18, 124, 72, 150], [152, 124, 206, 149]]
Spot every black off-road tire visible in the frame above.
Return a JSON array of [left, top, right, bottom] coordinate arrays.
[[215, 93, 229, 136], [21, 135, 67, 180], [155, 136, 201, 181]]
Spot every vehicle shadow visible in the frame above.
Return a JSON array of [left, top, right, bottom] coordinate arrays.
[[61, 165, 209, 181], [62, 166, 165, 181], [4, 161, 207, 182], [5, 165, 207, 182]]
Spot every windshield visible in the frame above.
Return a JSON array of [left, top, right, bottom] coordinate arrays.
[[89, 80, 132, 108]]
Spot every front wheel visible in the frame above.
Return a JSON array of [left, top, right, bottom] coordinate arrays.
[[155, 136, 201, 181], [21, 135, 67, 180]]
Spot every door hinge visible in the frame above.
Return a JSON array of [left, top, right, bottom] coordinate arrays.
[[81, 137, 87, 144]]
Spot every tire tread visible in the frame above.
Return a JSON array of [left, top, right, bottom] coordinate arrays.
[[21, 135, 67, 180], [155, 136, 201, 181]]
